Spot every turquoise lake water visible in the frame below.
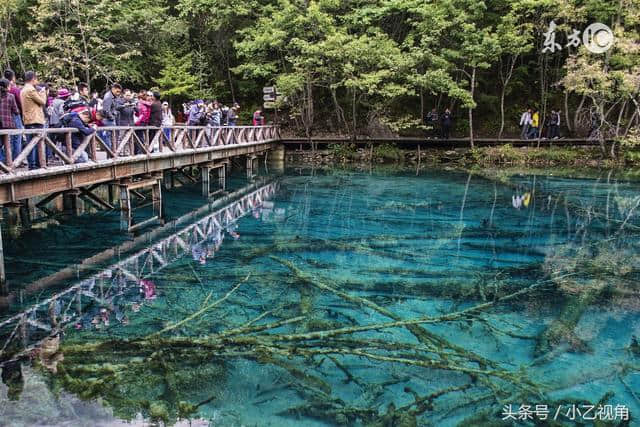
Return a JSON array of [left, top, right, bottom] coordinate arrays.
[[0, 166, 639, 426]]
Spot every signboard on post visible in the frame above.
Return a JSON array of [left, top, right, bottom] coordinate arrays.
[[263, 86, 280, 123]]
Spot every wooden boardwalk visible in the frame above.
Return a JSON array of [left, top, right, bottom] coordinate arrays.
[[281, 136, 606, 148], [0, 125, 280, 204], [0, 125, 281, 285]]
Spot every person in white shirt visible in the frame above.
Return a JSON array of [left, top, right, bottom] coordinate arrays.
[[161, 101, 174, 141], [519, 108, 532, 140]]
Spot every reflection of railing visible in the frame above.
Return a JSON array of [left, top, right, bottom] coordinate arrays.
[[0, 125, 280, 175], [0, 181, 278, 365]]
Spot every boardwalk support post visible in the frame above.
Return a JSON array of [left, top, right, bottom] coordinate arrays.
[[63, 191, 82, 216], [202, 163, 226, 198], [0, 222, 5, 289], [119, 177, 163, 232], [246, 155, 258, 179]]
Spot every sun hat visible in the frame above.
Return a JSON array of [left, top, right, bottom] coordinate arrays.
[[57, 88, 71, 98]]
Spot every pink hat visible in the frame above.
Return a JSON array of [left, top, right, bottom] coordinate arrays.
[[58, 88, 71, 98]]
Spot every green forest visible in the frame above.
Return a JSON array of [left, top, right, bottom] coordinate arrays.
[[1, 0, 639, 143]]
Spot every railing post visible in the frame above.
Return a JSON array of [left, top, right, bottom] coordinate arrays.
[[37, 135, 47, 169], [0, 222, 5, 287], [65, 132, 72, 162], [3, 134, 13, 169]]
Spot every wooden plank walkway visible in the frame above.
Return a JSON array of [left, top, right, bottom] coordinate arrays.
[[281, 137, 607, 148]]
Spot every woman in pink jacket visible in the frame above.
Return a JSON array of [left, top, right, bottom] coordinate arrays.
[[134, 91, 152, 154]]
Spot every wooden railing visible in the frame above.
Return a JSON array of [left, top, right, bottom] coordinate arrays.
[[0, 125, 280, 175]]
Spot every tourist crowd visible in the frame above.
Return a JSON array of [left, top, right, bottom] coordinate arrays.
[[518, 107, 562, 140], [0, 70, 267, 169], [425, 106, 565, 141]]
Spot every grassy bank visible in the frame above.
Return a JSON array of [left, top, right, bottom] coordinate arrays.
[[286, 143, 640, 169]]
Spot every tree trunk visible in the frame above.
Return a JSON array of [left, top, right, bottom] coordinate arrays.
[[331, 88, 348, 135], [564, 92, 572, 134], [574, 95, 586, 135], [222, 46, 236, 103], [498, 84, 506, 141], [498, 56, 516, 141], [537, 53, 547, 148], [419, 87, 424, 125], [304, 76, 314, 151], [351, 89, 357, 141], [468, 67, 476, 148]]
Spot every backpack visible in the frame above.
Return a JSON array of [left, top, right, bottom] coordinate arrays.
[[63, 98, 87, 113]]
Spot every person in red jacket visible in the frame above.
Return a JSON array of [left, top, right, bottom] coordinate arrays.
[[252, 109, 264, 126], [134, 91, 152, 154], [135, 91, 151, 126]]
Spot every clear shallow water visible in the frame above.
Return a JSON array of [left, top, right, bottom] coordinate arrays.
[[0, 166, 639, 426]]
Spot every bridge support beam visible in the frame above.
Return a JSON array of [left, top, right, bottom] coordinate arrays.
[[5, 204, 21, 239], [63, 190, 83, 216], [201, 163, 226, 198], [18, 199, 32, 230], [119, 177, 163, 232], [163, 170, 175, 190], [268, 143, 285, 173], [246, 155, 258, 179]]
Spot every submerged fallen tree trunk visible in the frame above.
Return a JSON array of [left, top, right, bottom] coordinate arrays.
[[534, 281, 609, 357]]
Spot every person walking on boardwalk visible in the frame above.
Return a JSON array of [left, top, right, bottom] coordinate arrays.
[[0, 78, 20, 164], [148, 92, 163, 151], [161, 101, 175, 142], [101, 83, 122, 150], [134, 91, 152, 154], [116, 89, 137, 127], [440, 108, 453, 140], [228, 104, 239, 126], [426, 108, 439, 138], [519, 107, 532, 139], [252, 109, 264, 126], [21, 71, 48, 169], [4, 70, 23, 161], [549, 109, 561, 139], [527, 108, 539, 139]]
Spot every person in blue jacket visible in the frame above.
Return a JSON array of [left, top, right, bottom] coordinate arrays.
[[61, 108, 95, 163]]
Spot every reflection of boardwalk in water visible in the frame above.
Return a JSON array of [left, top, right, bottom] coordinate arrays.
[[0, 180, 279, 366]]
